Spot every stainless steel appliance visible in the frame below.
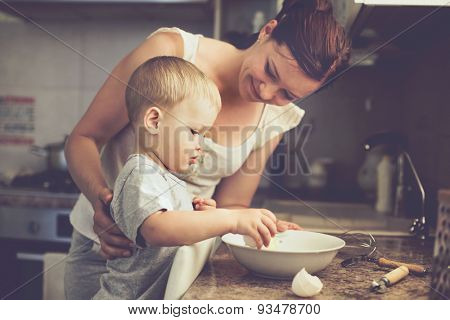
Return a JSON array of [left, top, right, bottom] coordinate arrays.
[[430, 190, 450, 299], [0, 188, 77, 299], [30, 136, 68, 172], [10, 169, 78, 193]]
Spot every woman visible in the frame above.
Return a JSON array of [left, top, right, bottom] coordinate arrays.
[[64, 0, 350, 299]]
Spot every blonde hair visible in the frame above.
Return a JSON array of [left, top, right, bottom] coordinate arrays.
[[125, 56, 221, 123]]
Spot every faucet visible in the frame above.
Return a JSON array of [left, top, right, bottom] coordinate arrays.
[[363, 132, 428, 240]]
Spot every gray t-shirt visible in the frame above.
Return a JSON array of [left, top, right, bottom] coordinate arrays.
[[93, 154, 194, 300]]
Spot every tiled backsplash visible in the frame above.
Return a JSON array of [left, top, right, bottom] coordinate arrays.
[[0, 17, 212, 180], [1, 13, 448, 209]]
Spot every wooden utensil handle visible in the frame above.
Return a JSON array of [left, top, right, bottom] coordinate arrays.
[[383, 266, 409, 285], [377, 257, 427, 274]]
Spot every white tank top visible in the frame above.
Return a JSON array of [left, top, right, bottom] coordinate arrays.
[[70, 27, 305, 241]]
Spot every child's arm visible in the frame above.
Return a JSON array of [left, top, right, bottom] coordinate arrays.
[[140, 208, 277, 249], [192, 197, 302, 232]]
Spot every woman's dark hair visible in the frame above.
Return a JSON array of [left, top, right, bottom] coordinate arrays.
[[245, 0, 351, 82]]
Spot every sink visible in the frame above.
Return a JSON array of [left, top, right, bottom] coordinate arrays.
[[262, 199, 413, 237]]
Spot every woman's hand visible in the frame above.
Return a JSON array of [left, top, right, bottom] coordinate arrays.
[[276, 219, 303, 232], [92, 188, 133, 259], [230, 208, 278, 249], [193, 197, 217, 211]]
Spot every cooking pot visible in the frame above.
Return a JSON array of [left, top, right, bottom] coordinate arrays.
[[30, 136, 68, 171]]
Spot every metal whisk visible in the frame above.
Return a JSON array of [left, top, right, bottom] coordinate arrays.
[[338, 230, 429, 275], [338, 230, 377, 258]]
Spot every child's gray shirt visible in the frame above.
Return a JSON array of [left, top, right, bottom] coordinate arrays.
[[94, 154, 194, 299]]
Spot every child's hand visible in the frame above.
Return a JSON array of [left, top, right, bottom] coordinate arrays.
[[276, 220, 303, 232], [193, 197, 217, 211], [230, 208, 278, 249]]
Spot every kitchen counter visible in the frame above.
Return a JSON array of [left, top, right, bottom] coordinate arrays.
[[183, 236, 437, 300], [0, 188, 79, 208]]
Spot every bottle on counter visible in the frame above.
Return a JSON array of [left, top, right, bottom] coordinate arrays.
[[375, 155, 396, 214], [394, 153, 406, 217]]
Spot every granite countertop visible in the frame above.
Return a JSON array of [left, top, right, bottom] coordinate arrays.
[[183, 236, 436, 300]]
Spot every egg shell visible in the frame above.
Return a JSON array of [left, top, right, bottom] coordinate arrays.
[[291, 268, 323, 297], [261, 237, 281, 251], [244, 236, 280, 250]]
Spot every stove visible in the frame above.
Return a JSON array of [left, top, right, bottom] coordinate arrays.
[[10, 169, 79, 194], [0, 172, 80, 299]]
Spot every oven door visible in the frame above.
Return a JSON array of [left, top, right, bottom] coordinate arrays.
[[1, 245, 44, 300], [0, 206, 72, 300], [1, 238, 70, 300]]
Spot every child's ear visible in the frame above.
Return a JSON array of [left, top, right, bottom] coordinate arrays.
[[143, 106, 162, 134]]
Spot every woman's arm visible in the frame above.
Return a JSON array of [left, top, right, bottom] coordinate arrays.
[[65, 32, 182, 204], [65, 32, 183, 258], [213, 134, 302, 232], [213, 134, 283, 209]]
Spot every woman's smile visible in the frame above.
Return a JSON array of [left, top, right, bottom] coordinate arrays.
[[249, 76, 262, 101]]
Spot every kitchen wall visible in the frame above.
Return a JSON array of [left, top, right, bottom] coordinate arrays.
[[268, 59, 406, 203], [0, 14, 212, 182], [278, 26, 450, 217], [1, 4, 448, 217], [296, 63, 405, 190], [399, 38, 450, 214], [220, 0, 278, 36]]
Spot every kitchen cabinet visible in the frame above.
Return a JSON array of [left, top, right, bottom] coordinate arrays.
[[0, 1, 214, 21], [438, 103, 450, 136], [437, 136, 450, 188]]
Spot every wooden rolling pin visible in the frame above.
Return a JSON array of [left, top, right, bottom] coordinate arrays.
[[371, 266, 410, 293], [376, 257, 428, 275], [383, 265, 410, 284]]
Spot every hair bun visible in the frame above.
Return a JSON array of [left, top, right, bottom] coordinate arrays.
[[315, 0, 333, 12], [277, 0, 332, 21]]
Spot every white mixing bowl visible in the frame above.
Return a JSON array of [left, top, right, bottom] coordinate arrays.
[[221, 230, 345, 279]]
